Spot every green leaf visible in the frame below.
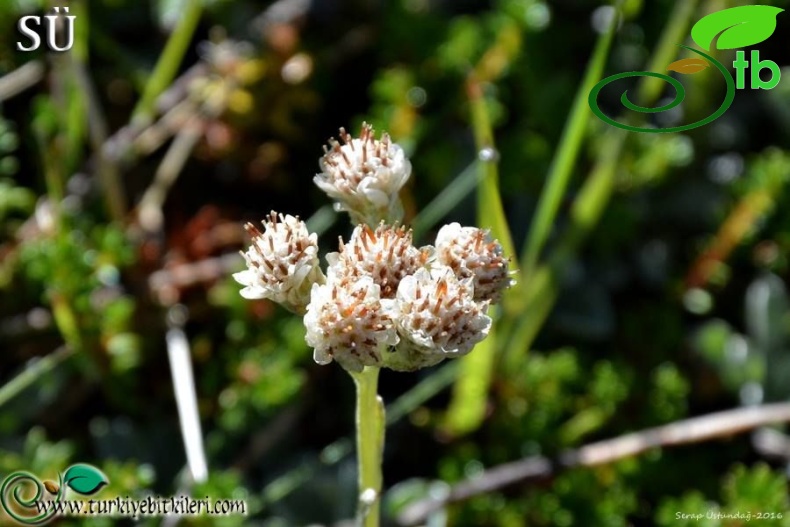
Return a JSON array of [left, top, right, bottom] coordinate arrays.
[[519, 2, 620, 278], [442, 320, 497, 436], [690, 5, 783, 51], [63, 464, 108, 495]]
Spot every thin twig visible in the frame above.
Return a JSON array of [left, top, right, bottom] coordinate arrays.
[[148, 253, 242, 292], [132, 99, 199, 157], [137, 117, 205, 233], [66, 52, 127, 221], [0, 61, 45, 102], [103, 64, 208, 164], [752, 427, 790, 461], [136, 68, 230, 234], [398, 403, 790, 525]]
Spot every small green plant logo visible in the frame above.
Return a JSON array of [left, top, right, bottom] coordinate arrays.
[[0, 464, 107, 525], [589, 5, 783, 133]]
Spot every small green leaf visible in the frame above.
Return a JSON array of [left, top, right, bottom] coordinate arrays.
[[691, 6, 783, 51], [63, 464, 108, 495], [667, 58, 710, 74]]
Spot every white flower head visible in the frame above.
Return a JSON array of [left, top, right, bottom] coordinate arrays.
[[385, 266, 491, 371], [304, 271, 399, 372], [327, 222, 429, 299], [315, 123, 411, 225], [234, 211, 325, 314], [435, 222, 514, 303]]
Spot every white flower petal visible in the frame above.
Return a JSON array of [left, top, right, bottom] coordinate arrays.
[[232, 270, 255, 286], [239, 285, 268, 300], [325, 223, 428, 300], [313, 347, 333, 366]]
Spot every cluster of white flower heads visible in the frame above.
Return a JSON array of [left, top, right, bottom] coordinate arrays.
[[304, 228, 503, 371], [235, 125, 514, 372], [315, 123, 411, 226]]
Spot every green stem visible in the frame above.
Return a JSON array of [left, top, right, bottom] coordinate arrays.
[[132, 0, 203, 125], [504, 0, 702, 363], [440, 74, 514, 437], [504, 131, 625, 369], [519, 5, 620, 277], [259, 362, 459, 510], [467, 76, 517, 262], [0, 346, 74, 409], [351, 366, 384, 527], [636, 0, 700, 105], [66, 0, 126, 222]]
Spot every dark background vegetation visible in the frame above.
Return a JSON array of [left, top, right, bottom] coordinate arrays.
[[1, 0, 790, 525]]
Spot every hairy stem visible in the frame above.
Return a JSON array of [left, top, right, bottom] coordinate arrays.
[[351, 366, 384, 527]]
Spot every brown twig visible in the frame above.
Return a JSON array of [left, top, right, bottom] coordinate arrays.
[[136, 116, 206, 233], [685, 188, 775, 290], [148, 253, 241, 293], [102, 64, 208, 165], [398, 403, 790, 525]]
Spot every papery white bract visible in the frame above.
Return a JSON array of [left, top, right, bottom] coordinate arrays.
[[235, 126, 513, 374]]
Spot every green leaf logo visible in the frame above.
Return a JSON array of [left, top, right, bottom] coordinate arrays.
[[667, 58, 710, 75], [62, 464, 108, 495], [691, 5, 783, 51]]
